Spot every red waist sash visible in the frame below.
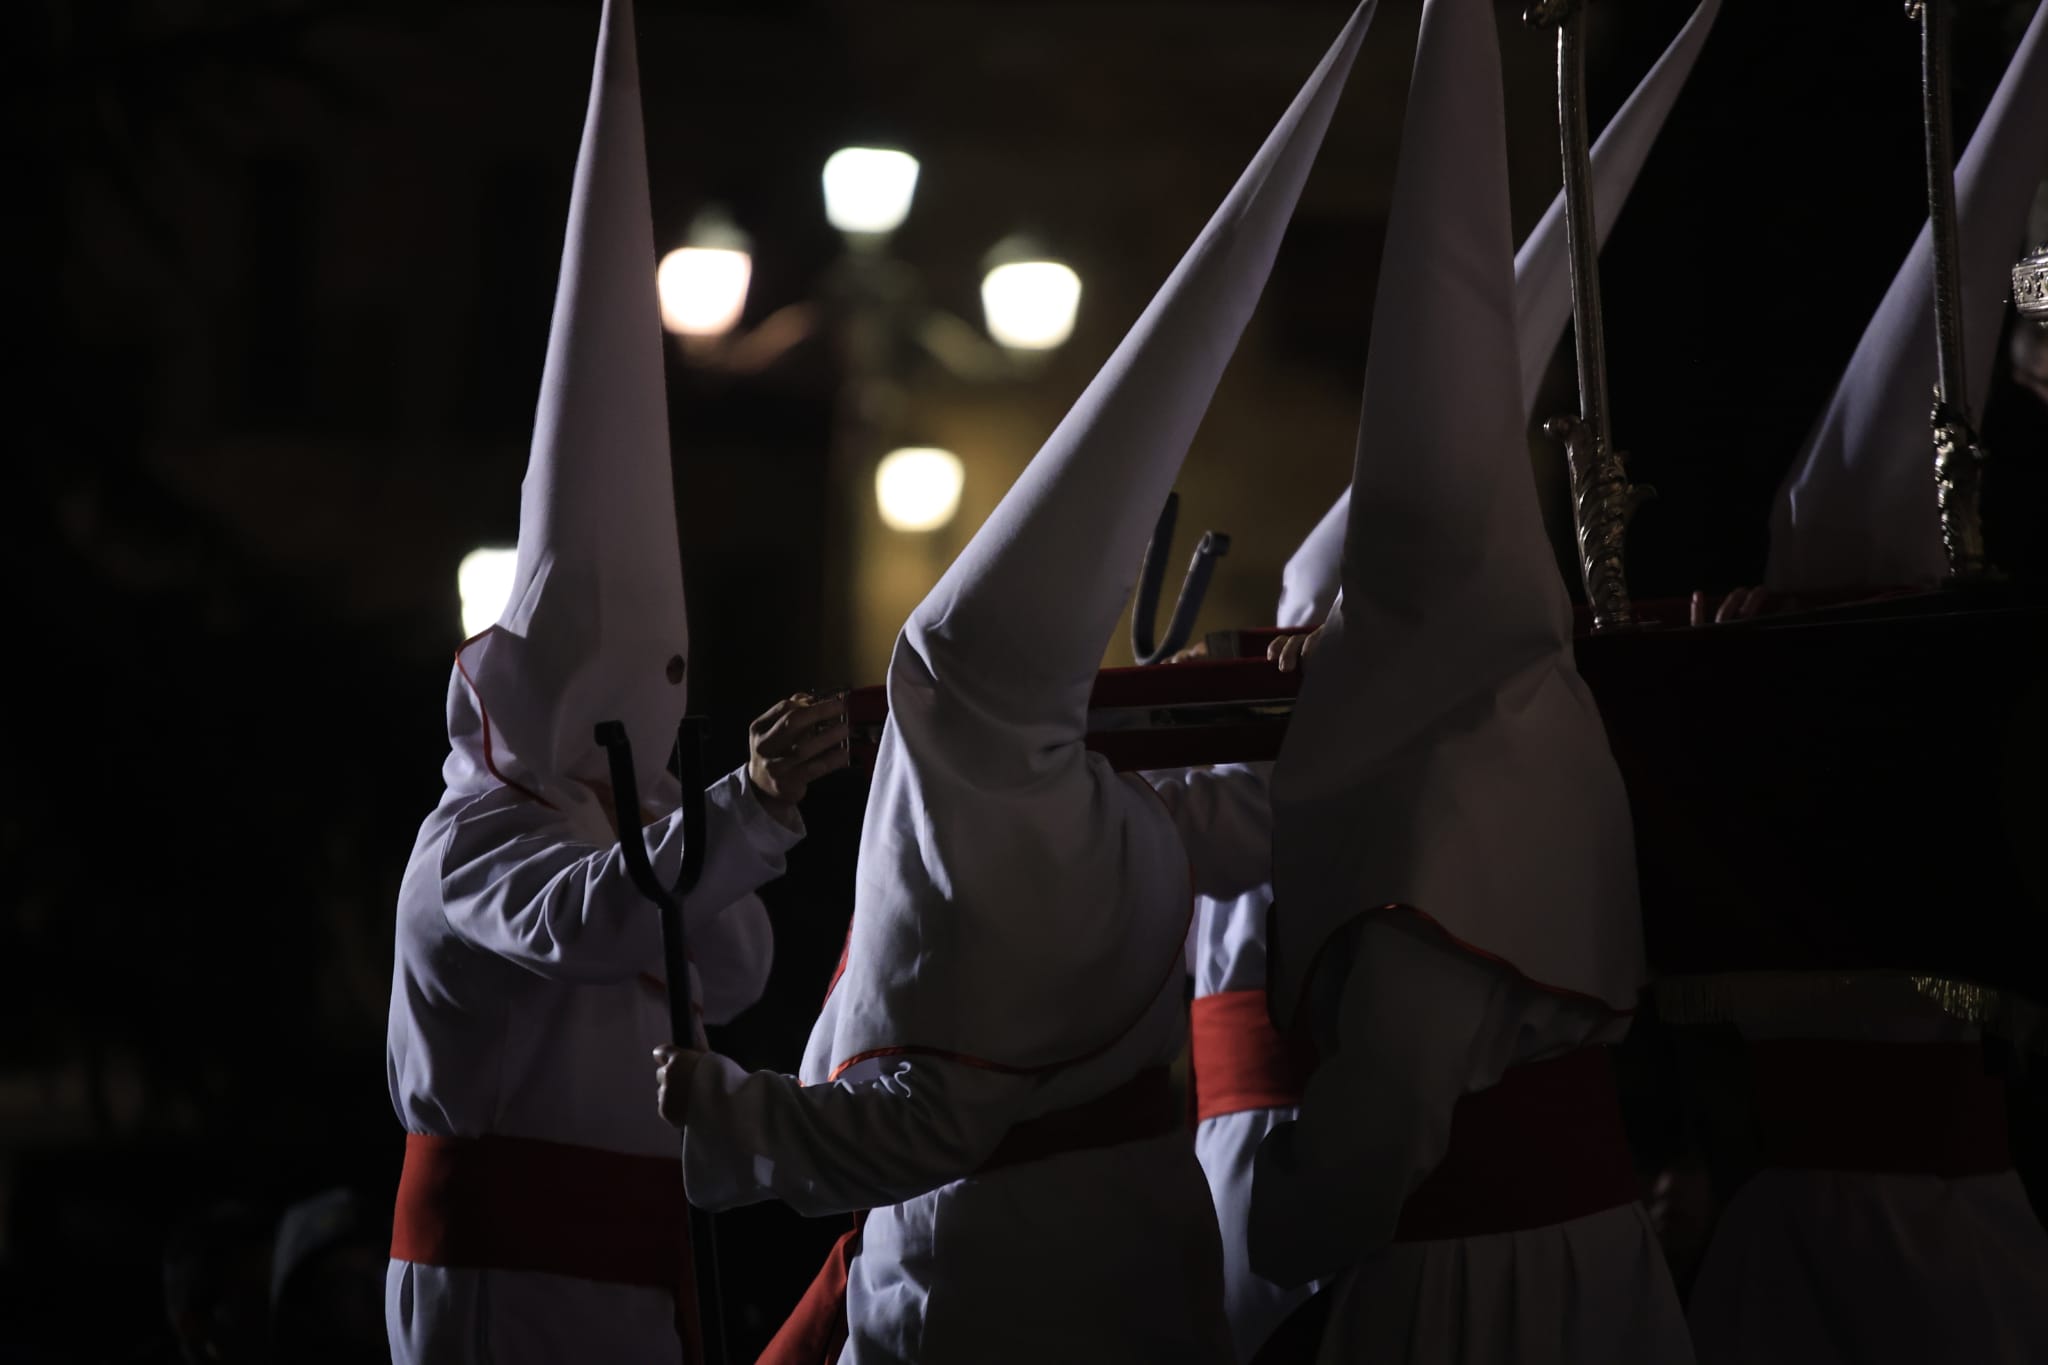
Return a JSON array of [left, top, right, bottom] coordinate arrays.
[[1250, 1048, 1640, 1364], [390, 1133, 699, 1356], [757, 1065, 1181, 1365], [1749, 1038, 2011, 1177], [1190, 989, 1317, 1122], [1393, 1046, 1639, 1242], [759, 1220, 862, 1365]]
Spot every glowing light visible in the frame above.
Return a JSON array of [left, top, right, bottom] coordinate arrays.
[[458, 547, 518, 637], [657, 247, 752, 338], [981, 259, 1082, 351], [822, 148, 920, 236], [874, 447, 964, 532]]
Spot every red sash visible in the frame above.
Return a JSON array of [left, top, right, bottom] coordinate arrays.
[[756, 1066, 1181, 1365], [1392, 1046, 1638, 1241], [1249, 1048, 1638, 1364], [1190, 1006, 1637, 1235], [390, 1132, 701, 1362], [1749, 1038, 2011, 1177], [756, 1219, 862, 1365], [1190, 989, 1317, 1122]]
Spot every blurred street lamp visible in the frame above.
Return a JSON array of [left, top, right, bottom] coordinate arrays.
[[874, 447, 965, 532], [980, 237, 1082, 352], [458, 547, 517, 637], [657, 210, 753, 339], [669, 147, 1079, 670], [822, 148, 920, 238]]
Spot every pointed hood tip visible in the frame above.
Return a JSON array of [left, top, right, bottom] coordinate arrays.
[[1769, 0, 2048, 592], [895, 0, 1375, 734], [1271, 0, 1647, 1021], [445, 0, 686, 801], [1341, 0, 1526, 601], [813, 2, 1378, 1081], [1280, 0, 1720, 631]]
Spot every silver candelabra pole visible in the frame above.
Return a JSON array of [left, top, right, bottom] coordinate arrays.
[[1527, 0, 1651, 630]]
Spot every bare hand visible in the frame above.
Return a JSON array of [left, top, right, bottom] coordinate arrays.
[[1163, 639, 1210, 665], [748, 692, 851, 812], [1267, 627, 1323, 674], [654, 1044, 705, 1128], [1689, 586, 1767, 628]]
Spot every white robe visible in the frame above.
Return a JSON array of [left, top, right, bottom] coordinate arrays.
[[1193, 885, 1317, 1363], [1167, 763, 1321, 1361], [385, 766, 802, 1365], [1250, 914, 1693, 1365], [682, 768, 1272, 1364], [1686, 995, 2048, 1365]]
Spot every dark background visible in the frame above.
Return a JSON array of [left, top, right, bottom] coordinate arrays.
[[7, 0, 2045, 1359]]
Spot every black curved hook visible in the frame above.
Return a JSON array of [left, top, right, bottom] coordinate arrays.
[[1131, 492, 1231, 665], [594, 718, 707, 1037], [593, 716, 726, 1365], [595, 722, 706, 886]]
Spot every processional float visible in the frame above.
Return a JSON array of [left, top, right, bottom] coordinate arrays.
[[842, 0, 2048, 1036]]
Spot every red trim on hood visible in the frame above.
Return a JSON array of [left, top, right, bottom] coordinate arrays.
[[453, 629, 556, 811]]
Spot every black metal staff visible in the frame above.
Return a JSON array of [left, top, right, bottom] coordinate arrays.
[[1132, 491, 1231, 665], [595, 716, 725, 1365], [1910, 0, 1990, 581]]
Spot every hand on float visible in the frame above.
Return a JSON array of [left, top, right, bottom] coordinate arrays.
[[654, 1044, 706, 1128], [1267, 627, 1323, 674], [748, 692, 851, 813], [1688, 586, 1767, 628]]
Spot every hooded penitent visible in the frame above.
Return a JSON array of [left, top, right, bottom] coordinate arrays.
[[1268, 0, 1644, 1025], [803, 3, 1377, 1083], [1767, 1, 2048, 592], [1277, 0, 1721, 632], [443, 0, 687, 808]]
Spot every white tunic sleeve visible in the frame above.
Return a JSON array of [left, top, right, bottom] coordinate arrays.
[[680, 1053, 1029, 1218], [1140, 763, 1273, 901], [1246, 913, 1620, 1288], [437, 766, 803, 984], [693, 893, 774, 1026]]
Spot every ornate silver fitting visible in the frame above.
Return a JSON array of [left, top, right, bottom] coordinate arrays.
[[2015, 244, 2048, 323], [1930, 396, 1988, 581], [1546, 415, 1651, 631]]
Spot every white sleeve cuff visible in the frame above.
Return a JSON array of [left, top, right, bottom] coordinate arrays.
[[680, 1052, 765, 1210], [726, 765, 808, 844]]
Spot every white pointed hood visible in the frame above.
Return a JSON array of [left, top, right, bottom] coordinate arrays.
[[1268, 0, 1644, 1025], [803, 3, 1376, 1082], [443, 0, 687, 808], [1277, 0, 1720, 632], [1767, 1, 2048, 592]]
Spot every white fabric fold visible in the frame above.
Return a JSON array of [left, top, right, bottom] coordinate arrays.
[[1268, 0, 1644, 1021], [805, 2, 1378, 1080], [386, 9, 774, 1362], [1768, 1, 2048, 592], [1278, 0, 1721, 634], [445, 0, 687, 804]]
